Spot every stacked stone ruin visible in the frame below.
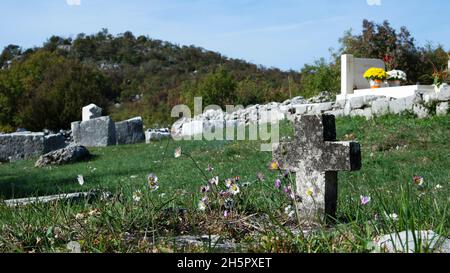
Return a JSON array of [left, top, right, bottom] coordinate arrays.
[[71, 104, 145, 147], [1, 104, 149, 162]]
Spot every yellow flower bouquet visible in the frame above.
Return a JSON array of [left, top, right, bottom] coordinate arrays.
[[364, 67, 387, 89], [364, 67, 387, 80]]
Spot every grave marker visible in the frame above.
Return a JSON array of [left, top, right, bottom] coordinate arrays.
[[273, 114, 361, 223]]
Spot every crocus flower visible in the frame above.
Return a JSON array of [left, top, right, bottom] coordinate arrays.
[[147, 173, 159, 192], [225, 179, 233, 188], [360, 195, 371, 206], [269, 160, 279, 171], [275, 179, 282, 189]]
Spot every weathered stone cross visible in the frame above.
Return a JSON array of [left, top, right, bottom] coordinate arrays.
[[273, 114, 361, 223]]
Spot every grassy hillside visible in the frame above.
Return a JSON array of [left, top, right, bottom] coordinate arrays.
[[0, 114, 448, 253], [0, 30, 301, 131]]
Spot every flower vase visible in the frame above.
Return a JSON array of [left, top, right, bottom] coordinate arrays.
[[388, 80, 401, 87], [369, 79, 383, 89]]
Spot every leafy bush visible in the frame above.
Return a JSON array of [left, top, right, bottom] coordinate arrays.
[[0, 50, 111, 131], [298, 58, 340, 98]]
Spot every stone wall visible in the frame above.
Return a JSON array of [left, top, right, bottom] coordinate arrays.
[[0, 132, 66, 162], [172, 88, 450, 138]]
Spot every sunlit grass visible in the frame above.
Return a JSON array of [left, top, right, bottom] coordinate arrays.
[[0, 114, 448, 253]]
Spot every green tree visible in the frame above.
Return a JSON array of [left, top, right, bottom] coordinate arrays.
[[298, 58, 340, 98], [338, 19, 449, 84], [0, 50, 111, 131], [197, 68, 237, 107]]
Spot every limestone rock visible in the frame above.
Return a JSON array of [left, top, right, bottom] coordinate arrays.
[[437, 87, 450, 101], [115, 117, 145, 145], [350, 108, 372, 120], [71, 116, 116, 147], [35, 145, 91, 167], [307, 91, 333, 103], [436, 102, 449, 116], [389, 97, 411, 114], [371, 98, 390, 116], [145, 128, 171, 143], [371, 230, 450, 253], [308, 102, 334, 114], [324, 109, 344, 118], [413, 104, 429, 119]]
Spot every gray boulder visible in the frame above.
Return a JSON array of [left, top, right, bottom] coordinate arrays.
[[115, 117, 145, 145], [71, 116, 116, 147], [35, 145, 91, 167]]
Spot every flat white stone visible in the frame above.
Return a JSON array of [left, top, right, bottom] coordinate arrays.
[[371, 230, 450, 253]]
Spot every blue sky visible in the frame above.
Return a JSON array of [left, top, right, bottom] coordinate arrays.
[[1, 0, 449, 70]]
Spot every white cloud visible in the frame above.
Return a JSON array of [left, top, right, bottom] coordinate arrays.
[[66, 0, 81, 6], [367, 0, 382, 6]]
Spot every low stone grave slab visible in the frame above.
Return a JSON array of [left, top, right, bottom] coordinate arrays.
[[0, 132, 66, 162], [115, 117, 145, 145], [4, 190, 112, 207], [71, 116, 116, 147]]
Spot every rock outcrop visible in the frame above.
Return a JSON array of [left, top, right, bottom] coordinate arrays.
[[35, 145, 91, 167]]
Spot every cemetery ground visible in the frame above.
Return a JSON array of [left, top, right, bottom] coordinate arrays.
[[0, 114, 448, 253]]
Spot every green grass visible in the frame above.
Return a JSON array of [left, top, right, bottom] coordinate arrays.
[[0, 114, 448, 253]]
